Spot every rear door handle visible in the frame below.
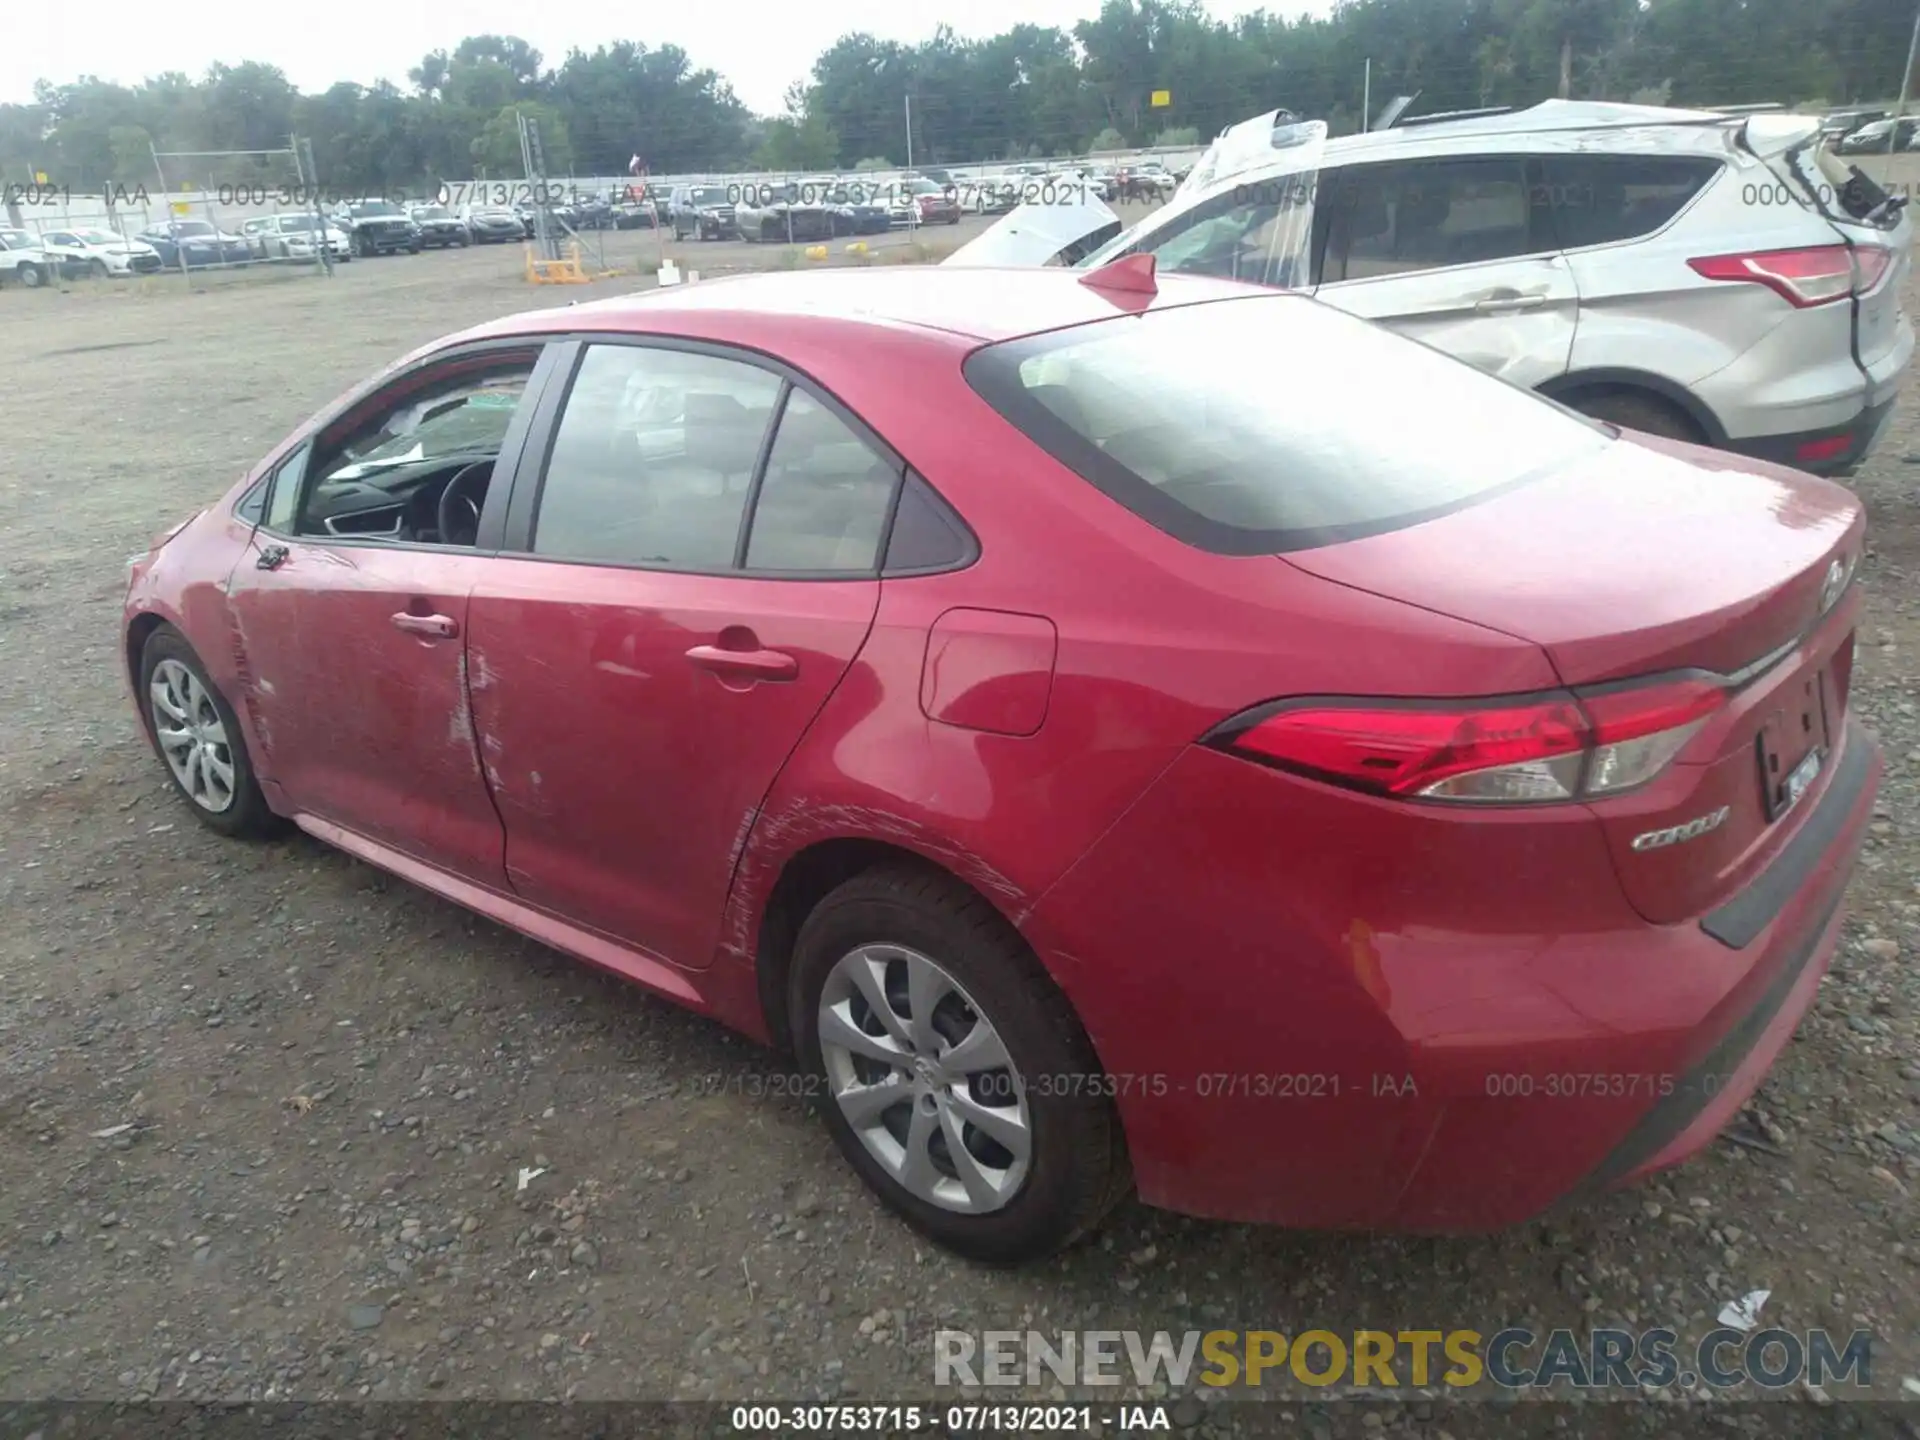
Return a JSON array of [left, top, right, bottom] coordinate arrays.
[[685, 644, 798, 681], [1473, 292, 1548, 312], [392, 612, 460, 639]]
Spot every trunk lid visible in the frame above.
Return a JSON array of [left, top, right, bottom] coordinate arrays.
[[1282, 433, 1860, 686], [1284, 433, 1866, 926]]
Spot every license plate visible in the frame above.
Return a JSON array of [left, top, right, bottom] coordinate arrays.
[[1781, 748, 1823, 812], [1757, 668, 1831, 821]]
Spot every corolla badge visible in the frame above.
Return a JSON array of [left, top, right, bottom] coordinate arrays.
[[1631, 805, 1731, 851]]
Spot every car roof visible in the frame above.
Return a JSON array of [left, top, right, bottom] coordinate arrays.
[[1318, 99, 1738, 160], [463, 265, 1274, 347]]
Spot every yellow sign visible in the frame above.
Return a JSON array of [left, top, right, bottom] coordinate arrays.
[[34, 171, 48, 183], [170, 200, 191, 215], [1150, 89, 1172, 108]]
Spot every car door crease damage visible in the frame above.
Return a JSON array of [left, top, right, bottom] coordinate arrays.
[[126, 256, 1886, 1263]]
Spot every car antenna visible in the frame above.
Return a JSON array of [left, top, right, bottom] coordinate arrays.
[[1078, 252, 1157, 296]]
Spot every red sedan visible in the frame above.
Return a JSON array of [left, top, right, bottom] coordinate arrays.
[[123, 260, 1881, 1263]]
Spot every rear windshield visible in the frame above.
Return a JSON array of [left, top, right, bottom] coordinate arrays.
[[963, 294, 1612, 555]]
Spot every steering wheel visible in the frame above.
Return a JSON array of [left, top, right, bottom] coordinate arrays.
[[436, 460, 494, 545]]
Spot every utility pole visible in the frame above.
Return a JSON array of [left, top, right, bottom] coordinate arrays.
[[1891, 0, 1920, 156], [1362, 60, 1371, 133]]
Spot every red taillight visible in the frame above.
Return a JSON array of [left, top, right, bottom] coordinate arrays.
[[1795, 433, 1855, 464], [1687, 245, 1856, 307], [1213, 678, 1728, 805]]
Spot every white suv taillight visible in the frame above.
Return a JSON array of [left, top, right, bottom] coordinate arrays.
[[1208, 677, 1727, 805], [1687, 244, 1870, 307]]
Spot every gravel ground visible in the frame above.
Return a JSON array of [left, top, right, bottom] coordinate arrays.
[[0, 227, 1916, 1433]]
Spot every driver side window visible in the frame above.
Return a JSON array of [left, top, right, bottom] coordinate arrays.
[[293, 347, 540, 543]]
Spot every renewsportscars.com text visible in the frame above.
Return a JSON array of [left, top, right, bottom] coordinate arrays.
[[934, 1327, 1872, 1392]]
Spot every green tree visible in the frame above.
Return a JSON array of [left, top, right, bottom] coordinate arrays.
[[472, 101, 571, 175]]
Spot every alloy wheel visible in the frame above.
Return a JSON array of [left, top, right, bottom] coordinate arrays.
[[148, 658, 237, 813], [816, 943, 1032, 1214]]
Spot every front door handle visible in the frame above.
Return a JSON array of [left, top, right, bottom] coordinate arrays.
[[392, 612, 460, 639], [686, 644, 798, 681], [1473, 292, 1548, 312]]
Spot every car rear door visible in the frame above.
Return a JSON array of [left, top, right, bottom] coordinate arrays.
[[463, 338, 897, 972], [223, 340, 555, 888], [1313, 153, 1577, 389]]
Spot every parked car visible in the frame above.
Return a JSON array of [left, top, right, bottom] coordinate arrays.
[[460, 205, 528, 243], [334, 199, 421, 256], [39, 226, 163, 277], [955, 99, 1915, 476], [667, 184, 738, 241], [1821, 109, 1886, 142], [124, 263, 1881, 1263], [890, 178, 962, 227], [736, 183, 836, 243], [249, 213, 352, 263], [0, 227, 49, 287], [611, 193, 659, 229], [1836, 116, 1920, 154], [408, 204, 469, 249], [136, 219, 250, 268], [1117, 160, 1179, 201], [832, 191, 894, 236]]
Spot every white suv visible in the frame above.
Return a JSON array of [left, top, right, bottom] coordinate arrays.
[[0, 227, 49, 287], [953, 100, 1913, 476]]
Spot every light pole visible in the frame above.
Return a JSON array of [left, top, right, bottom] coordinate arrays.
[[871, 56, 917, 230], [1892, 0, 1920, 157]]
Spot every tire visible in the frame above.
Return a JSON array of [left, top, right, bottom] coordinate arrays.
[[1565, 388, 1703, 442], [355, 232, 371, 257], [16, 261, 44, 288], [89, 258, 110, 278], [138, 627, 283, 840], [790, 863, 1131, 1264]]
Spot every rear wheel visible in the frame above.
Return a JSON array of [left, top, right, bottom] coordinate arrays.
[[790, 864, 1131, 1264], [1566, 389, 1703, 443], [139, 627, 281, 839]]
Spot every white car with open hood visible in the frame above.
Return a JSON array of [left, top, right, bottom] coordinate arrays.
[[946, 101, 1913, 477]]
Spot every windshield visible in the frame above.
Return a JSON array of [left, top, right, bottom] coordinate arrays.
[[73, 228, 119, 245], [171, 221, 216, 237], [279, 215, 319, 232], [690, 188, 729, 205], [352, 202, 401, 218], [0, 229, 30, 247], [963, 294, 1612, 554], [415, 206, 452, 219], [910, 180, 943, 195]]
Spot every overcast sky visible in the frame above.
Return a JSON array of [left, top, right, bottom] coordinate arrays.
[[8, 0, 1330, 116]]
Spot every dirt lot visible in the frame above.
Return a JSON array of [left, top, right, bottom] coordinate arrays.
[[0, 217, 1916, 1432]]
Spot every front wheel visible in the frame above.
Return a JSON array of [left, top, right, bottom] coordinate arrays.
[[89, 258, 110, 278], [791, 865, 1131, 1264], [16, 262, 44, 288], [139, 627, 282, 839]]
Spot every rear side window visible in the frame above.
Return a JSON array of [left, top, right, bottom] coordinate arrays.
[[963, 295, 1612, 556], [1540, 154, 1720, 248], [1322, 157, 1545, 282]]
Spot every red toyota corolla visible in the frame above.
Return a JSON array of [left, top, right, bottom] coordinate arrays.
[[123, 261, 1881, 1263]]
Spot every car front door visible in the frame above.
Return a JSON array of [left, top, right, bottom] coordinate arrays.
[[464, 339, 899, 971], [223, 340, 556, 887], [1313, 155, 1577, 389]]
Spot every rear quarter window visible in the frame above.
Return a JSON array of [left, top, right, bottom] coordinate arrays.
[[1540, 154, 1721, 248], [963, 294, 1613, 556]]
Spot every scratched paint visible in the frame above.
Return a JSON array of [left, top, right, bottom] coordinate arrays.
[[719, 796, 1029, 962]]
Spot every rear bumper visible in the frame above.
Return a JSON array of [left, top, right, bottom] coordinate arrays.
[[1721, 393, 1898, 475], [1022, 719, 1882, 1231]]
